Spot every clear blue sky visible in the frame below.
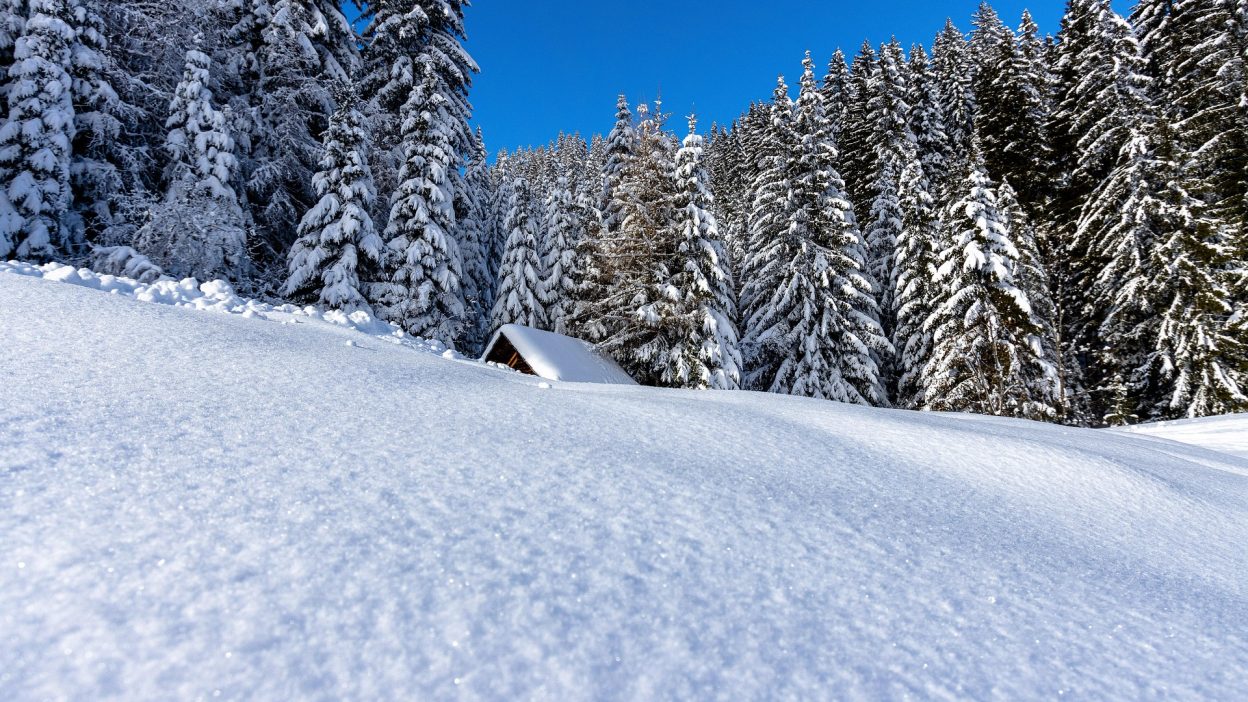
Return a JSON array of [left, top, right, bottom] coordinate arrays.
[[364, 1, 1133, 154]]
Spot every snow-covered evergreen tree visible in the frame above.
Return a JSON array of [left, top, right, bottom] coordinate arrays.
[[540, 170, 577, 334], [745, 62, 888, 402], [840, 41, 878, 216], [491, 175, 546, 330], [598, 94, 635, 236], [133, 46, 250, 282], [821, 48, 851, 145], [995, 10, 1053, 212], [1147, 204, 1247, 419], [373, 63, 465, 345], [599, 102, 680, 384], [932, 19, 975, 180], [456, 127, 494, 352], [0, 0, 74, 260], [662, 115, 742, 390], [924, 148, 1056, 418], [999, 179, 1063, 417], [892, 156, 941, 409], [863, 39, 914, 349], [739, 77, 796, 387], [283, 85, 382, 311], [907, 45, 952, 202], [63, 0, 121, 246], [225, 0, 361, 272]]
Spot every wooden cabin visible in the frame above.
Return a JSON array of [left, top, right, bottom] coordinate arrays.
[[482, 324, 637, 385]]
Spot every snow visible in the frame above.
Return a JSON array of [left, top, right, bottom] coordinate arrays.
[[1115, 414, 1248, 461], [2, 264, 1248, 700], [485, 323, 636, 385]]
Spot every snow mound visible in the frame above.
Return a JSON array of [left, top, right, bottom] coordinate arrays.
[[2, 270, 1247, 700], [0, 259, 458, 357], [1116, 414, 1248, 460]]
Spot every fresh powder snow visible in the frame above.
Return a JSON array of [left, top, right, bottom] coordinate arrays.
[[2, 263, 1247, 700]]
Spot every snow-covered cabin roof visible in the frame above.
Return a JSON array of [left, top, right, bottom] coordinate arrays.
[[482, 324, 637, 385]]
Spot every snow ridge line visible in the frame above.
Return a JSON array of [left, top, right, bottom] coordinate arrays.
[[0, 260, 463, 360]]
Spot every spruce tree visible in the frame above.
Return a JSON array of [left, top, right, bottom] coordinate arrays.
[[746, 61, 888, 402], [540, 170, 577, 334], [663, 115, 742, 390], [599, 94, 636, 235], [924, 148, 1056, 418], [840, 41, 878, 216], [740, 77, 795, 388], [1147, 205, 1248, 418], [64, 0, 120, 246], [864, 39, 914, 350], [907, 45, 952, 202], [1000, 180, 1063, 418], [893, 157, 941, 409], [932, 19, 975, 179], [0, 0, 74, 261], [457, 128, 494, 352], [821, 48, 851, 145], [373, 63, 466, 345], [133, 46, 250, 283], [995, 10, 1053, 212], [491, 175, 546, 330], [225, 0, 361, 270], [1048, 0, 1148, 421], [283, 86, 382, 311], [599, 102, 679, 383]]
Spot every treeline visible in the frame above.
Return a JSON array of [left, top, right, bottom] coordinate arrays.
[[1, 1, 1244, 426], [0, 0, 485, 342], [491, 0, 1248, 425]]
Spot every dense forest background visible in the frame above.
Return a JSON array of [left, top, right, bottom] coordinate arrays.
[[0, 0, 1243, 425]]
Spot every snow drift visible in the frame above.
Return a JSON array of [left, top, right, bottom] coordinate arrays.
[[2, 264, 1247, 700]]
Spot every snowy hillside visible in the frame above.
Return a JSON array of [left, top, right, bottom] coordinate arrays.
[[1116, 414, 1248, 460], [2, 265, 1247, 701]]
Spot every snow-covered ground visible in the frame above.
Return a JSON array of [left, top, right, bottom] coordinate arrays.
[[1116, 414, 1248, 460], [2, 263, 1247, 701]]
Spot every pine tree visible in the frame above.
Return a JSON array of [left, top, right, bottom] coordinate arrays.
[[491, 175, 546, 330], [0, 0, 74, 261], [746, 61, 888, 402], [740, 77, 795, 388], [1048, 0, 1149, 421], [907, 45, 952, 202], [840, 41, 878, 217], [1077, 116, 1168, 424], [456, 127, 494, 352], [932, 19, 975, 180], [373, 63, 465, 344], [999, 179, 1063, 418], [64, 0, 121, 246], [599, 94, 635, 235], [1147, 204, 1248, 418], [225, 0, 362, 271], [821, 48, 851, 145], [599, 102, 680, 383], [924, 149, 1056, 418], [863, 39, 914, 352], [283, 85, 382, 311], [995, 10, 1053, 212], [893, 156, 941, 409], [663, 115, 742, 390], [133, 47, 250, 282], [540, 170, 577, 334], [0, 0, 25, 80]]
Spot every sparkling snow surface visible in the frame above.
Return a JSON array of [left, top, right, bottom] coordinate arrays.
[[2, 265, 1247, 700], [1116, 414, 1248, 460]]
